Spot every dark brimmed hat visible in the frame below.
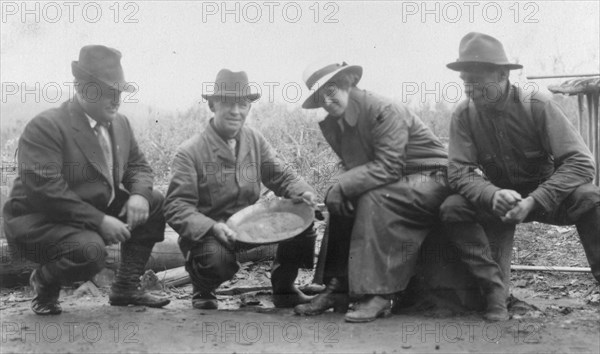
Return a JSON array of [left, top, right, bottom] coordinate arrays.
[[201, 69, 261, 102], [301, 61, 363, 109], [71, 45, 136, 92], [447, 32, 523, 71]]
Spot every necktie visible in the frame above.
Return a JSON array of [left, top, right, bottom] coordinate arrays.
[[94, 123, 115, 203], [227, 138, 237, 158]]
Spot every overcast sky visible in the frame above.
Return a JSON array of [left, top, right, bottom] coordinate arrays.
[[1, 1, 599, 112]]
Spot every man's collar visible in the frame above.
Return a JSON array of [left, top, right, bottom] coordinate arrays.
[[77, 94, 110, 129], [482, 80, 512, 113], [85, 113, 98, 129]]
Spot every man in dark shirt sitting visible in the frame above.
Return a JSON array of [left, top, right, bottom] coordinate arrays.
[[441, 33, 600, 300]]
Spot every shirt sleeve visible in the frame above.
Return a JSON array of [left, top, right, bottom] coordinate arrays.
[[121, 116, 154, 202], [336, 104, 407, 198], [164, 147, 217, 242], [447, 108, 500, 209], [528, 100, 595, 212], [17, 115, 106, 229]]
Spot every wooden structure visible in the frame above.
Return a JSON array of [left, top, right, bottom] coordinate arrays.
[[529, 74, 600, 186]]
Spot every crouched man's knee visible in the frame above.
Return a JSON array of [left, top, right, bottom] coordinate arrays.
[[65, 232, 107, 281], [185, 237, 239, 285], [440, 194, 477, 223], [565, 183, 600, 221]]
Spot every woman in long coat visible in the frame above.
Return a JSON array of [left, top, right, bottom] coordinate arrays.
[[295, 61, 509, 323], [294, 62, 450, 322]]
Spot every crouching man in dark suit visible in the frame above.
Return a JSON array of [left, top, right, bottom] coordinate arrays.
[[3, 45, 170, 315]]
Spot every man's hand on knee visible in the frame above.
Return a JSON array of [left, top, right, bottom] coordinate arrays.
[[325, 184, 354, 217], [119, 194, 150, 230], [492, 189, 522, 217], [501, 196, 537, 224], [212, 223, 237, 250], [99, 215, 131, 245]]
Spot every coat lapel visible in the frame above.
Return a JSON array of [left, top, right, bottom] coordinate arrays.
[[342, 87, 361, 127], [319, 116, 342, 157], [68, 100, 113, 184], [237, 128, 250, 163]]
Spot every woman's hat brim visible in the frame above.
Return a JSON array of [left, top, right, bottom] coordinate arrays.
[[302, 65, 362, 109]]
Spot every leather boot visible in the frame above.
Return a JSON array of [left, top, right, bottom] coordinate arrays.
[[391, 276, 420, 314], [29, 268, 62, 315], [448, 222, 509, 321], [576, 207, 600, 283], [294, 278, 349, 316], [344, 295, 391, 323], [484, 285, 510, 321], [271, 261, 313, 308], [109, 243, 170, 308], [191, 284, 218, 310]]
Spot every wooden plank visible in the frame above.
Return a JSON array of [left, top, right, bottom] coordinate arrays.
[[511, 265, 591, 273]]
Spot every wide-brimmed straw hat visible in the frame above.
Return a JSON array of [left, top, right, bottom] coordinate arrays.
[[201, 69, 261, 102], [447, 32, 523, 71], [301, 61, 363, 109], [71, 45, 136, 92]]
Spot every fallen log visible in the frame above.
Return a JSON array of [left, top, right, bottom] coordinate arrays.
[[154, 266, 272, 294], [1, 227, 278, 288], [155, 266, 190, 288]]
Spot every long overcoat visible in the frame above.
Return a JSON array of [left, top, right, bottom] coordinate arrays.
[[319, 87, 449, 294]]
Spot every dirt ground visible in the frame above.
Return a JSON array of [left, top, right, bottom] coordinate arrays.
[[1, 272, 599, 353], [1, 224, 599, 353]]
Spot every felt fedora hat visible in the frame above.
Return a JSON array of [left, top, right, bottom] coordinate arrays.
[[201, 69, 261, 102], [301, 61, 363, 109], [71, 45, 136, 92], [447, 32, 523, 71]]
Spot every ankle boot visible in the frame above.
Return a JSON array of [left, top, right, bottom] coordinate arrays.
[[271, 262, 313, 308], [294, 278, 349, 315], [30, 268, 62, 315], [484, 284, 509, 321], [345, 295, 392, 323], [447, 222, 508, 321], [391, 277, 420, 314], [109, 243, 170, 308], [191, 284, 218, 310], [576, 207, 600, 283]]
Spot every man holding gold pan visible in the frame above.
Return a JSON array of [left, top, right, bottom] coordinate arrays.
[[164, 69, 318, 310], [441, 32, 600, 296]]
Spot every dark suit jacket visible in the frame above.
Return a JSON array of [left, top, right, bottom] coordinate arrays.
[[3, 99, 153, 232]]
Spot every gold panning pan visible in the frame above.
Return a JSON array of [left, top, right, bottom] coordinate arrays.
[[226, 198, 314, 244]]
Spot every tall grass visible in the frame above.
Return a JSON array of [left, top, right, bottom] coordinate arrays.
[[0, 93, 588, 203]]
